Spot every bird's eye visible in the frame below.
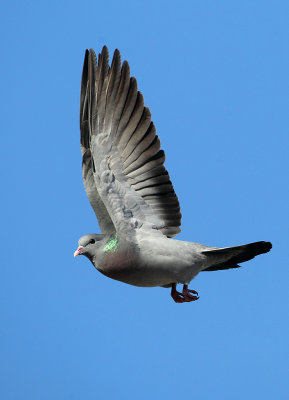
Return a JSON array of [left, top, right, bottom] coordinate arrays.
[[89, 239, 95, 244]]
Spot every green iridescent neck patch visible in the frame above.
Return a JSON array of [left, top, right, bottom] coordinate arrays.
[[104, 236, 118, 253]]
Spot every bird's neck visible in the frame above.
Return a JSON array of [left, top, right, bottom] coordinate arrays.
[[103, 235, 118, 253]]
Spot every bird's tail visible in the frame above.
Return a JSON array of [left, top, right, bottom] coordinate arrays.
[[202, 241, 272, 272]]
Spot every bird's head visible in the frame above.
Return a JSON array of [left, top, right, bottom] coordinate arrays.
[[74, 234, 105, 262]]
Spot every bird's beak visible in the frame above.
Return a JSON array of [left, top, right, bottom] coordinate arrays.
[[74, 246, 83, 258]]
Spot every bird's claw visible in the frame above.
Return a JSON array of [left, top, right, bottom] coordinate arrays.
[[188, 289, 198, 295], [171, 290, 185, 303], [171, 284, 199, 303]]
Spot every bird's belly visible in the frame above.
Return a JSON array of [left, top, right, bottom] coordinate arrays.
[[99, 257, 202, 287], [99, 264, 174, 287]]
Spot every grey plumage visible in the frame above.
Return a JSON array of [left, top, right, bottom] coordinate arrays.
[[75, 46, 272, 303]]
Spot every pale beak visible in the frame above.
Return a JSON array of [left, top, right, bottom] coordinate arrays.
[[74, 246, 83, 258]]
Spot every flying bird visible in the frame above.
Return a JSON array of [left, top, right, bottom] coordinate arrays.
[[74, 46, 272, 303]]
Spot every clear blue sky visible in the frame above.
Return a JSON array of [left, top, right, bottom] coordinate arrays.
[[1, 1, 288, 399]]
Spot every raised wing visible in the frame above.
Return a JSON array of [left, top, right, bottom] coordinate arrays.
[[80, 54, 115, 234], [80, 46, 181, 237]]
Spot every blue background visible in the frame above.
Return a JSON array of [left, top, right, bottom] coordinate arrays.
[[1, 1, 288, 399]]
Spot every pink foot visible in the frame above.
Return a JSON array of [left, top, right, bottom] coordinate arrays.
[[171, 284, 199, 303], [182, 284, 199, 302], [171, 283, 185, 303]]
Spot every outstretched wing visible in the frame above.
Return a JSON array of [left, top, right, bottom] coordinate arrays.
[[80, 46, 181, 237], [80, 53, 115, 234]]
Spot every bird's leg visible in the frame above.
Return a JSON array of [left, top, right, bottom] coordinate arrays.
[[182, 284, 199, 302], [171, 283, 199, 303], [171, 283, 185, 303]]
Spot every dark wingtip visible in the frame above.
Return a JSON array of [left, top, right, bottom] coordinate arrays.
[[100, 45, 109, 62], [114, 48, 120, 56], [122, 60, 130, 75]]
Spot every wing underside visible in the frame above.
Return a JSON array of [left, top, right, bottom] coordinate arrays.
[[80, 46, 182, 237]]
